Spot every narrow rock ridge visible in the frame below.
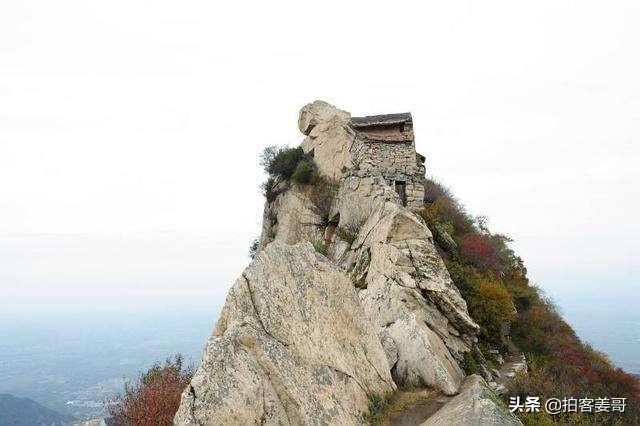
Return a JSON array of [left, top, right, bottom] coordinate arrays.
[[175, 101, 520, 425], [174, 242, 394, 424]]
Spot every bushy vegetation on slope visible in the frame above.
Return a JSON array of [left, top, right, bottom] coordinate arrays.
[[258, 145, 338, 243], [108, 354, 193, 426], [419, 179, 639, 425], [259, 145, 319, 201]]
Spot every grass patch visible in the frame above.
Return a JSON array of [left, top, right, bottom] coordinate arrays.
[[462, 351, 478, 375], [364, 389, 443, 425], [336, 226, 358, 244], [312, 239, 327, 256], [364, 394, 388, 425]]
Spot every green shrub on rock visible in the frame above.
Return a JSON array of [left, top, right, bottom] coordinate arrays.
[[365, 394, 388, 425], [462, 351, 479, 375], [291, 158, 317, 184], [312, 239, 328, 256], [261, 176, 278, 202], [261, 146, 306, 180], [260, 145, 321, 199]]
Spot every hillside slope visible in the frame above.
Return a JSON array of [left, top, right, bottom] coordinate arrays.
[[0, 393, 74, 426]]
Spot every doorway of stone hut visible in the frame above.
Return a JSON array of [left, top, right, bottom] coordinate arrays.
[[395, 180, 407, 206]]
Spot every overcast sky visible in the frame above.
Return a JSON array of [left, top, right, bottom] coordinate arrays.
[[1, 1, 638, 318]]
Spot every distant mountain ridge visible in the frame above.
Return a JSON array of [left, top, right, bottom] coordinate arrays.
[[0, 393, 74, 426]]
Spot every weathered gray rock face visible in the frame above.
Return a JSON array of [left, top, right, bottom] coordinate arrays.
[[337, 193, 479, 395], [333, 175, 402, 231], [259, 182, 325, 249], [299, 101, 353, 181], [421, 375, 522, 426], [326, 165, 479, 395], [174, 241, 395, 425], [298, 100, 350, 136], [431, 222, 458, 253]]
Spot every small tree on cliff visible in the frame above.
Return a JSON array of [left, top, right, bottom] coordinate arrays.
[[108, 354, 193, 426], [260, 145, 318, 185]]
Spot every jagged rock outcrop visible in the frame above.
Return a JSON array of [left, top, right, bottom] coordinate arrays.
[[299, 101, 353, 181], [420, 375, 521, 426], [259, 181, 325, 248], [346, 199, 479, 395], [174, 242, 394, 425], [176, 101, 517, 425]]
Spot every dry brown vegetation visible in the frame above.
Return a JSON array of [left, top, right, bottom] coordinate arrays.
[[108, 354, 193, 426]]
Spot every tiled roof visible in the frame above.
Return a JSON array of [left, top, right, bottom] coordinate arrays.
[[350, 112, 412, 128], [349, 112, 413, 143]]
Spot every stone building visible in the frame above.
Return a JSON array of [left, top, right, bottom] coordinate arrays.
[[259, 102, 429, 250], [347, 112, 426, 208]]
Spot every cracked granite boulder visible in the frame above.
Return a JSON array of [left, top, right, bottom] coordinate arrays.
[[174, 241, 395, 425], [421, 375, 522, 426], [341, 194, 480, 395], [330, 168, 479, 395]]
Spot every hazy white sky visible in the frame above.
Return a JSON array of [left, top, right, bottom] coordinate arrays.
[[1, 1, 638, 316]]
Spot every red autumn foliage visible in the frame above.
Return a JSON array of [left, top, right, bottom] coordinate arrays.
[[460, 234, 500, 272], [108, 354, 193, 426], [553, 343, 599, 382], [511, 300, 640, 423]]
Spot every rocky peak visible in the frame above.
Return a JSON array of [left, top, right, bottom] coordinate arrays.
[[174, 101, 521, 425]]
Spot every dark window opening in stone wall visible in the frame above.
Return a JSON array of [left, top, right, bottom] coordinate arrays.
[[395, 181, 407, 206]]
